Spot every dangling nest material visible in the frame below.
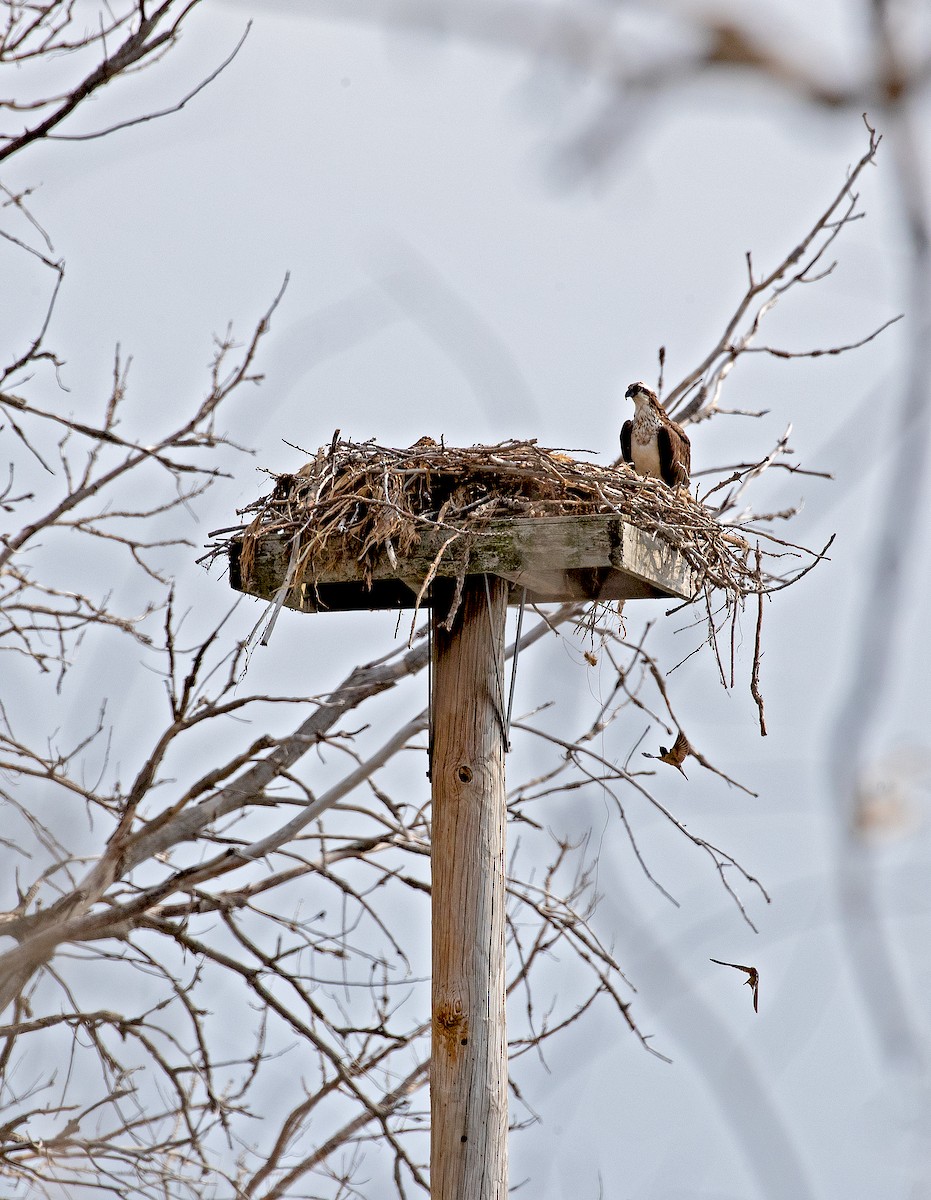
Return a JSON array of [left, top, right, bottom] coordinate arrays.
[[204, 435, 831, 732], [208, 435, 806, 606]]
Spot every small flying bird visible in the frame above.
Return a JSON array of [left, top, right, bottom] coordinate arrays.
[[644, 729, 691, 778], [710, 959, 760, 1013], [621, 382, 691, 489]]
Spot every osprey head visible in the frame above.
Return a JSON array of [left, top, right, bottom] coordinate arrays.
[[625, 381, 657, 409]]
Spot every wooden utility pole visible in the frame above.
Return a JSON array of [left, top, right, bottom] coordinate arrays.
[[227, 448, 698, 1195], [430, 576, 509, 1199]]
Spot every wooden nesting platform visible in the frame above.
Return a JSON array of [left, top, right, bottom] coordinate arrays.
[[229, 513, 694, 610], [210, 437, 751, 616]]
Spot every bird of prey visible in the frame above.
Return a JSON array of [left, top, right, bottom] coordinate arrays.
[[621, 382, 691, 489], [710, 959, 760, 1013]]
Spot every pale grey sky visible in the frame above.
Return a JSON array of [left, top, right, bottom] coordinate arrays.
[[5, 2, 931, 1196]]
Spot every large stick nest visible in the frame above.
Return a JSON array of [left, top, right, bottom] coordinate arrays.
[[213, 436, 769, 601]]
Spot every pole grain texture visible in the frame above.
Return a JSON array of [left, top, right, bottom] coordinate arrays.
[[430, 576, 510, 1199]]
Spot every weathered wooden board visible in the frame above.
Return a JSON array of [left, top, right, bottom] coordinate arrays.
[[229, 514, 698, 611]]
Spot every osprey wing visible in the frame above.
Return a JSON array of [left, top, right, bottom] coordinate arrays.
[[657, 421, 690, 487], [620, 419, 633, 464]]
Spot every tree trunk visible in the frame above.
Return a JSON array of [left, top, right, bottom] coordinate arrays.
[[430, 576, 509, 1199]]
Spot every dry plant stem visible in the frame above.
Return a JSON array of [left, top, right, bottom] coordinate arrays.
[[220, 436, 825, 678], [751, 547, 768, 736], [0, 581, 754, 1193], [0, 2, 242, 164], [0, 604, 576, 1003], [0, 279, 288, 683], [511, 720, 768, 930], [666, 119, 894, 425], [250, 1058, 431, 1200], [1, 12, 891, 1193]]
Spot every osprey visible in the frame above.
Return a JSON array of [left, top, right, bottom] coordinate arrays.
[[620, 382, 690, 489]]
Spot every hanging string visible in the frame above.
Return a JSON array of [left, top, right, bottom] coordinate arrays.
[[483, 573, 511, 751], [504, 587, 526, 752], [427, 583, 434, 781]]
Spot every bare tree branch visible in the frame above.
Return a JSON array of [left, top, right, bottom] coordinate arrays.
[[0, 2, 242, 164], [0, 7, 905, 1197]]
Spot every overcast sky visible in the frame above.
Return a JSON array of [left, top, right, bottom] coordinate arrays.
[[6, 2, 931, 1197]]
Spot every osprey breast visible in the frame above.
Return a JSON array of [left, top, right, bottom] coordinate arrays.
[[630, 409, 663, 479]]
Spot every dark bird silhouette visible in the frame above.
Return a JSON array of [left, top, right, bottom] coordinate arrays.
[[621, 382, 690, 488], [644, 729, 691, 778], [710, 958, 760, 1013]]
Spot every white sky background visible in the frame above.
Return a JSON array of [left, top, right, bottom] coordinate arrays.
[[5, 1, 931, 1197]]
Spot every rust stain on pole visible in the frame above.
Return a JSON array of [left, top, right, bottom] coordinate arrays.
[[431, 576, 509, 1199], [434, 1001, 469, 1063]]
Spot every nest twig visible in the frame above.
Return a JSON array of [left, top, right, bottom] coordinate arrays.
[[206, 435, 823, 610], [203, 435, 832, 716]]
